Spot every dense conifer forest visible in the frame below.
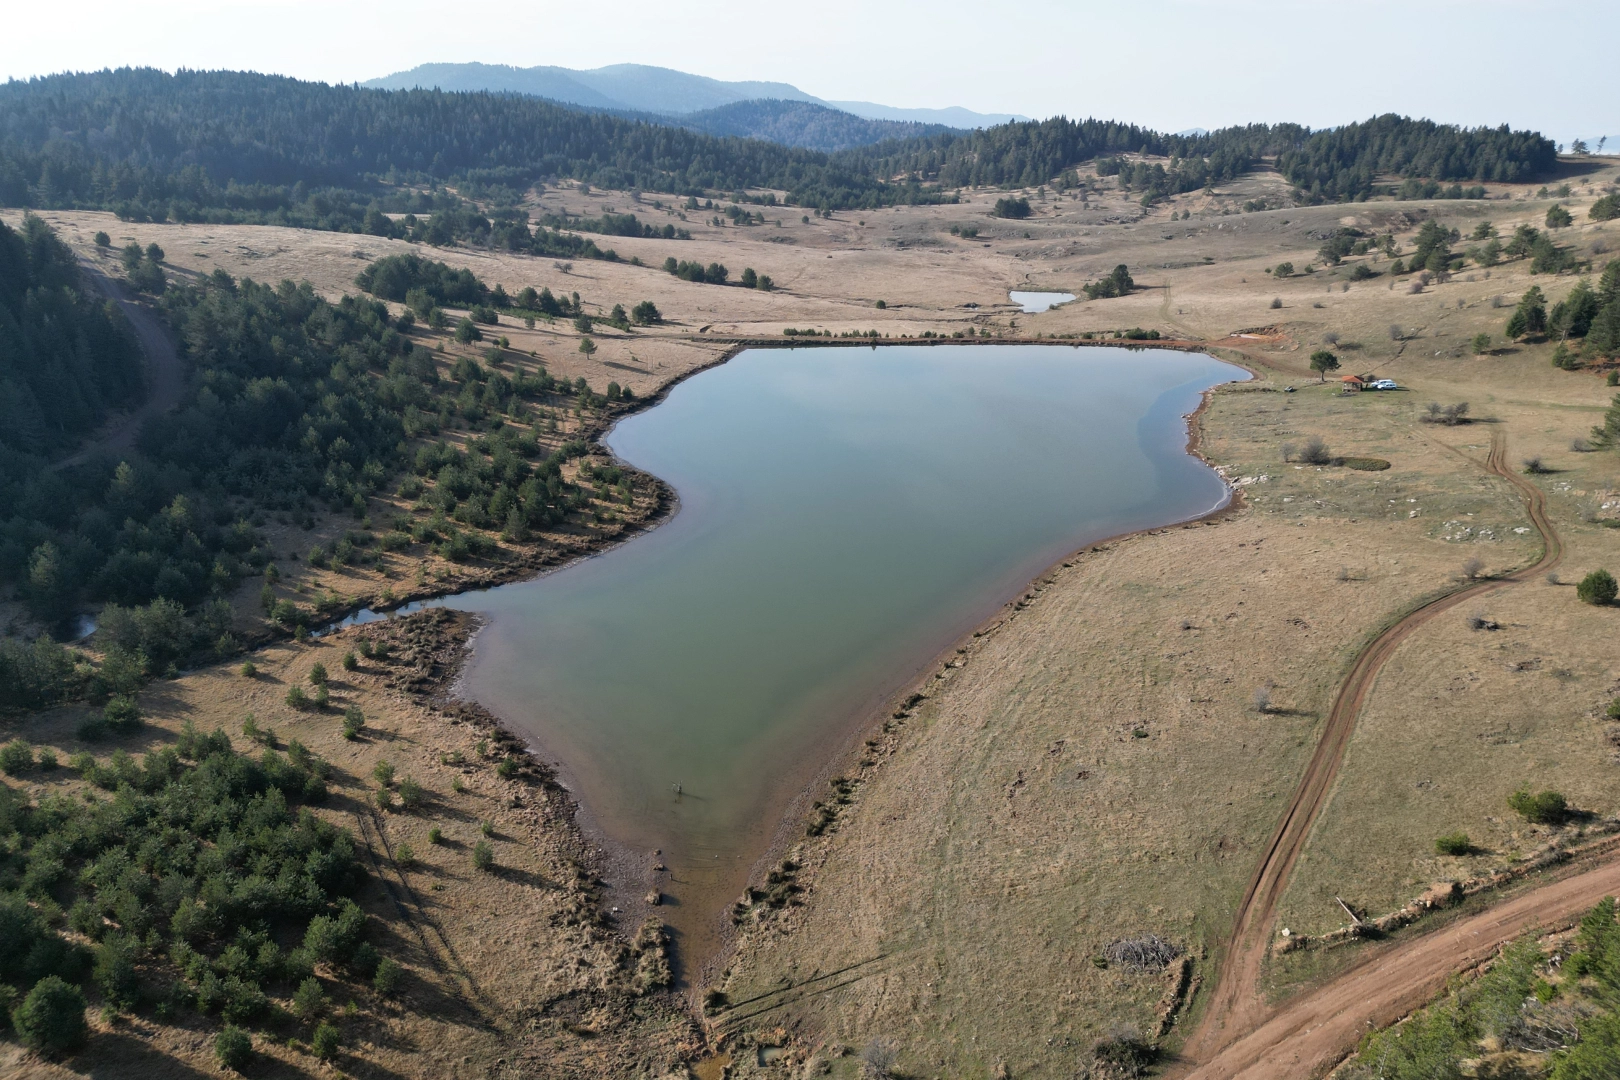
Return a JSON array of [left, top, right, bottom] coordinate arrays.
[[0, 216, 145, 454]]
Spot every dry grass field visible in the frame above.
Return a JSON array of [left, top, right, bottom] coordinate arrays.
[[4, 153, 1620, 1077]]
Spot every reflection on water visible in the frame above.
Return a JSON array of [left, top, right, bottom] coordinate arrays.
[[409, 344, 1245, 961], [1010, 290, 1076, 313]]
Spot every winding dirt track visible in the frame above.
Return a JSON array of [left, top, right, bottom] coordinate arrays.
[[1177, 426, 1575, 1077], [50, 257, 186, 471]]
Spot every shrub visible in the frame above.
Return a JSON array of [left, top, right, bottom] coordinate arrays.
[[397, 776, 423, 810], [1093, 1026, 1156, 1076], [394, 842, 416, 868], [1607, 698, 1620, 721], [1576, 569, 1617, 605], [1471, 332, 1492, 355], [93, 938, 139, 1006], [13, 976, 88, 1053], [992, 196, 1031, 219], [496, 756, 519, 779], [472, 840, 495, 871], [373, 956, 404, 996], [215, 1024, 253, 1071], [104, 695, 142, 734], [427, 825, 443, 845], [1435, 832, 1473, 856], [291, 976, 326, 1020], [342, 651, 357, 671], [311, 1021, 341, 1060], [37, 748, 56, 770], [0, 738, 35, 775], [1270, 297, 1283, 309], [342, 705, 364, 739], [286, 685, 309, 709], [1298, 436, 1332, 465], [239, 660, 256, 677], [373, 760, 395, 787], [1508, 787, 1567, 824], [480, 818, 494, 837], [309, 662, 327, 686]]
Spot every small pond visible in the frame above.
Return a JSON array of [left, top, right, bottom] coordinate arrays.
[[1010, 290, 1076, 313], [369, 344, 1246, 963]]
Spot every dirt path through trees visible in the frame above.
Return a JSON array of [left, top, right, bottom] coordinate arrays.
[[50, 257, 186, 471], [1178, 425, 1567, 1073]]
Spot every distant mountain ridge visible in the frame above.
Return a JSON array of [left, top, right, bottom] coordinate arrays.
[[362, 62, 1027, 131]]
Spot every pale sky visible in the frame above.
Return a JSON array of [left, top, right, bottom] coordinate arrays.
[[4, 0, 1615, 147]]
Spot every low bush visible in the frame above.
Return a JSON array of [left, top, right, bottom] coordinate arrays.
[[0, 738, 35, 775], [13, 976, 89, 1053], [104, 695, 142, 734], [472, 840, 495, 871], [215, 1024, 253, 1071], [1577, 569, 1617, 605], [1435, 832, 1473, 856], [1508, 786, 1567, 824], [1298, 437, 1332, 465], [312, 1021, 341, 1060], [373, 956, 404, 996]]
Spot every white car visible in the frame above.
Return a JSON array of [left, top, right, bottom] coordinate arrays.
[[1369, 379, 1399, 391]]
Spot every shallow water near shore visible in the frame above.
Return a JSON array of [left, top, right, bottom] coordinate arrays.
[[437, 344, 1245, 966]]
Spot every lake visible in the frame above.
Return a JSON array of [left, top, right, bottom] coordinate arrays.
[[1010, 290, 1076, 312], [438, 344, 1246, 963]]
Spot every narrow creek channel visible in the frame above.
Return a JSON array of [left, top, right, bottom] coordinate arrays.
[[362, 344, 1247, 971]]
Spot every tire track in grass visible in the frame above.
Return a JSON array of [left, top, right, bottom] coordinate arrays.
[[1179, 427, 1562, 1071]]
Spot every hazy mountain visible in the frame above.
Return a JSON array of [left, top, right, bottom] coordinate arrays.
[[827, 101, 1028, 128], [363, 62, 1026, 129]]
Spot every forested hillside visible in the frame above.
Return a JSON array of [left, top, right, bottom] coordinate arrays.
[[0, 217, 606, 686], [0, 69, 943, 224], [0, 216, 144, 455], [0, 70, 1559, 227], [853, 115, 1556, 202]]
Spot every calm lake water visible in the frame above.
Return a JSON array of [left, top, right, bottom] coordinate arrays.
[[1010, 290, 1076, 312], [441, 344, 1245, 959]]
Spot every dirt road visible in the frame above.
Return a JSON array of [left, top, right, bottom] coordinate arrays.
[[50, 256, 185, 470], [1182, 856, 1620, 1079], [1179, 426, 1567, 1072]]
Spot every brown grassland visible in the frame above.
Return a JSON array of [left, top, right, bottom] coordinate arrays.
[[4, 154, 1620, 1078]]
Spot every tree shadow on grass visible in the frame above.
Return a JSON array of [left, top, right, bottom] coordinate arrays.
[[67, 1029, 219, 1078]]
